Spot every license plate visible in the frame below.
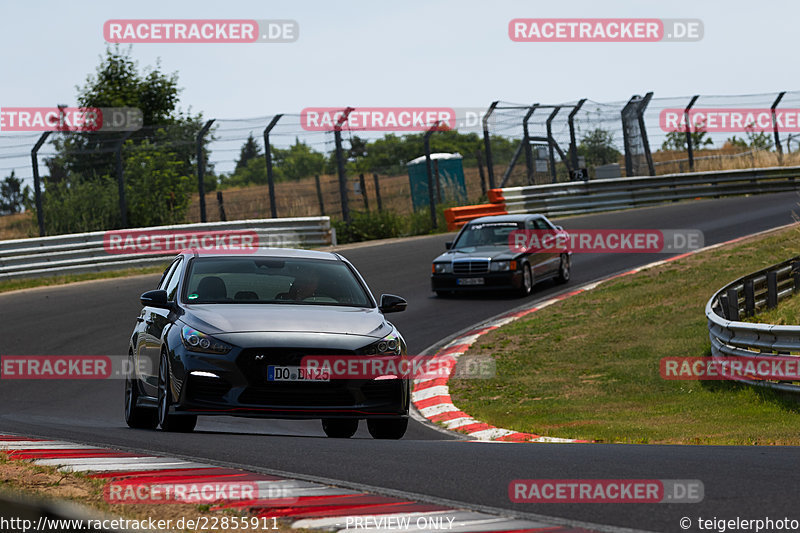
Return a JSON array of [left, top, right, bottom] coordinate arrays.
[[457, 277, 485, 286], [267, 365, 330, 382]]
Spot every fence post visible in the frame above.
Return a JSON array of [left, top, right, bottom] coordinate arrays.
[[621, 96, 637, 177], [523, 103, 538, 185], [372, 173, 383, 211], [334, 107, 354, 223], [315, 175, 325, 215], [638, 92, 655, 176], [482, 101, 499, 189], [546, 107, 561, 183], [424, 122, 440, 229], [216, 191, 226, 221], [771, 91, 786, 164], [359, 173, 369, 210], [726, 287, 740, 320], [476, 149, 487, 197], [567, 99, 586, 171], [115, 131, 133, 228], [196, 119, 215, 223], [30, 132, 51, 237], [684, 95, 700, 171], [263, 114, 283, 219], [767, 271, 778, 309], [433, 159, 442, 203]]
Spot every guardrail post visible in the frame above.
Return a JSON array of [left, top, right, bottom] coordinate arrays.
[[30, 132, 51, 237], [373, 173, 383, 211], [482, 101, 499, 189], [546, 107, 561, 183], [424, 122, 441, 229], [684, 95, 700, 171], [196, 119, 215, 223], [793, 262, 800, 293], [726, 288, 740, 320], [767, 271, 779, 309], [334, 108, 354, 223], [771, 92, 786, 164], [744, 279, 755, 317], [523, 103, 539, 185], [263, 114, 283, 219]]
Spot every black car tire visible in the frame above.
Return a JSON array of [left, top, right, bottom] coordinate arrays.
[[125, 356, 157, 430], [518, 263, 533, 297], [322, 418, 359, 438], [367, 418, 408, 439], [157, 351, 197, 433], [556, 254, 571, 284]]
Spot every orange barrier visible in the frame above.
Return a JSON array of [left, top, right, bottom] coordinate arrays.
[[443, 203, 507, 231], [487, 188, 505, 203]]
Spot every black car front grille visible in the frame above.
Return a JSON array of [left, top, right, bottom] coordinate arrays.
[[453, 260, 490, 274], [238, 384, 355, 407], [236, 347, 357, 386]]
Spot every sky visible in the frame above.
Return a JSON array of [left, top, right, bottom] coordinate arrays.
[[1, 0, 798, 181]]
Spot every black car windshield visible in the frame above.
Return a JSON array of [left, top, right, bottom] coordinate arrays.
[[451, 222, 523, 249], [182, 257, 373, 307]]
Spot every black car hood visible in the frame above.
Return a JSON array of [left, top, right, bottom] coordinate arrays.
[[433, 246, 517, 262], [179, 303, 389, 337]]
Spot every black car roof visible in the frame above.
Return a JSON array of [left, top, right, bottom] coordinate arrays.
[[467, 214, 545, 225]]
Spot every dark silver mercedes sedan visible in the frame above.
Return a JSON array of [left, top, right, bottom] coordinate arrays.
[[126, 248, 409, 439]]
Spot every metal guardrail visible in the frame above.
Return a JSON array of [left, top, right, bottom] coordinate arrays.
[[705, 256, 800, 392], [0, 217, 334, 281], [491, 165, 800, 218]]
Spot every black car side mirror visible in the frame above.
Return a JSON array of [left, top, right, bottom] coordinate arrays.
[[379, 294, 407, 314], [445, 241, 453, 250], [140, 289, 172, 310]]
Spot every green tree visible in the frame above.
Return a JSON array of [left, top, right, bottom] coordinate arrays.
[[0, 171, 29, 215], [235, 133, 263, 172], [577, 129, 622, 166], [661, 122, 713, 151]]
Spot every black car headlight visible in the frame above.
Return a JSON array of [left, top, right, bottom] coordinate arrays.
[[490, 260, 517, 272], [432, 262, 452, 274], [357, 332, 403, 355], [181, 325, 232, 354]]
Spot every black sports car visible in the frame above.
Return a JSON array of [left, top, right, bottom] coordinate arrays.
[[431, 214, 571, 296], [126, 248, 409, 439]]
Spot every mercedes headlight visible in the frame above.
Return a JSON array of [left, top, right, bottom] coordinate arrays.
[[432, 262, 452, 274], [491, 260, 517, 272]]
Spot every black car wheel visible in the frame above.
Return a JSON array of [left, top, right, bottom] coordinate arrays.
[[157, 350, 197, 433], [556, 253, 571, 284], [124, 354, 157, 429], [322, 418, 359, 438], [367, 418, 408, 439], [518, 263, 533, 296]]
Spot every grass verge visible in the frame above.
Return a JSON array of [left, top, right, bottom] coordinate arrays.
[[449, 224, 800, 445], [0, 266, 167, 295], [0, 451, 299, 532]]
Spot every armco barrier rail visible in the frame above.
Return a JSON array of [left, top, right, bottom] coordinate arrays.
[[0, 217, 334, 281], [445, 165, 800, 230], [706, 256, 800, 393]]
